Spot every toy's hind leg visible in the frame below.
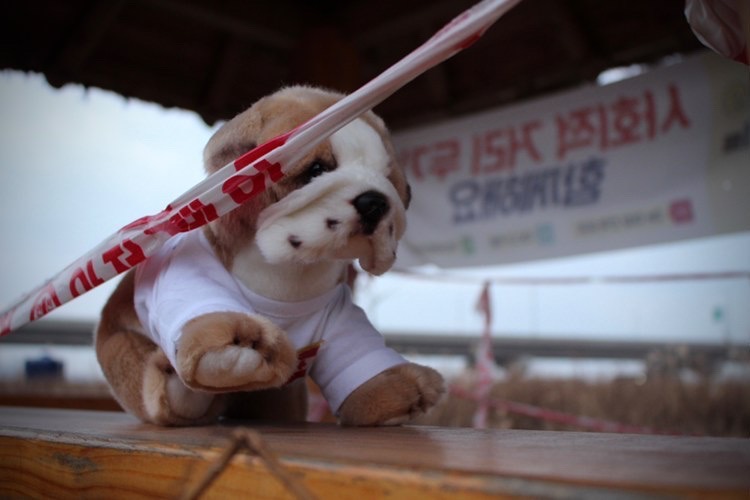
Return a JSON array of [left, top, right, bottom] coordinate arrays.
[[95, 271, 225, 426], [141, 348, 225, 425]]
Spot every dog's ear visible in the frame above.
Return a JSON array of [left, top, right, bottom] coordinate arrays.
[[204, 86, 342, 176], [200, 87, 343, 267], [203, 107, 263, 174], [387, 155, 411, 210], [205, 140, 257, 174], [200, 98, 278, 267]]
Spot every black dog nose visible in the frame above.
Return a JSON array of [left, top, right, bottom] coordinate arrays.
[[352, 190, 390, 235]]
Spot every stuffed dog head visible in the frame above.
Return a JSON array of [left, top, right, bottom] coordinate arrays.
[[203, 86, 410, 277]]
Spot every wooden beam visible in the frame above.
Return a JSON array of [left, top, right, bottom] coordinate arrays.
[[292, 24, 362, 93], [385, 333, 739, 365], [352, 0, 473, 50], [138, 0, 296, 50], [417, 27, 452, 109], [49, 0, 127, 76], [199, 36, 242, 119], [0, 381, 120, 412], [1, 407, 748, 498], [2, 319, 95, 345], [4, 320, 741, 368]]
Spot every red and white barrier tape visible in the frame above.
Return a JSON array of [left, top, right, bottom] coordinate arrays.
[[450, 384, 686, 435], [0, 0, 524, 336], [472, 281, 495, 428], [462, 282, 687, 434]]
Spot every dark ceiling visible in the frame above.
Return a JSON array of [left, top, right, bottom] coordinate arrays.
[[1, 0, 704, 130]]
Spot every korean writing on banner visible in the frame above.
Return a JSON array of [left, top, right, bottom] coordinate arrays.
[[394, 52, 748, 268]]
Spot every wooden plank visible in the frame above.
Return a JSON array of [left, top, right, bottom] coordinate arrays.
[[0, 381, 121, 412], [0, 407, 748, 499]]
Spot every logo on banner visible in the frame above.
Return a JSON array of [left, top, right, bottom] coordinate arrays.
[[669, 199, 694, 224]]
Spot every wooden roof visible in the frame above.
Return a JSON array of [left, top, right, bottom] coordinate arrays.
[[1, 0, 704, 129]]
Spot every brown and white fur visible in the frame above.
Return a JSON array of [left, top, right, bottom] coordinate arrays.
[[95, 86, 444, 426]]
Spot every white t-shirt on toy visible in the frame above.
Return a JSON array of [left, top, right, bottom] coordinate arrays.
[[133, 230, 406, 413]]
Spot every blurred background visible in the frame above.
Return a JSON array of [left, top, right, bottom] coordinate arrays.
[[0, 0, 748, 435]]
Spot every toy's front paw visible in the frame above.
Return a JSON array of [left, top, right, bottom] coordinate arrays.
[[176, 312, 296, 392], [338, 363, 445, 426], [142, 349, 224, 426]]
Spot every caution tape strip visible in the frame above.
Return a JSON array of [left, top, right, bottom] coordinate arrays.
[[450, 384, 689, 435], [0, 0, 524, 336]]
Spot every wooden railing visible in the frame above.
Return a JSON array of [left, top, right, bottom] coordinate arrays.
[[1, 407, 748, 498], [4, 319, 742, 366]]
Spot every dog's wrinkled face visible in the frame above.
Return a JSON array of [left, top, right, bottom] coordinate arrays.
[[203, 86, 410, 276], [256, 118, 407, 274]]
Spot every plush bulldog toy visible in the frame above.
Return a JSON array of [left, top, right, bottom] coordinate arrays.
[[95, 86, 444, 426]]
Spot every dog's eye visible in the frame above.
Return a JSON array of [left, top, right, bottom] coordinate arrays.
[[308, 162, 327, 178], [300, 160, 335, 184]]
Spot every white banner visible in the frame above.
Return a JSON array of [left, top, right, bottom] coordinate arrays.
[[395, 52, 750, 268]]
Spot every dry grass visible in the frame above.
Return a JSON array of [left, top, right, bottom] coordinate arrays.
[[416, 374, 750, 437]]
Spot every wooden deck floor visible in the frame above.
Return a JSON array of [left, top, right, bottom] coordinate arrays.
[[0, 407, 748, 498]]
